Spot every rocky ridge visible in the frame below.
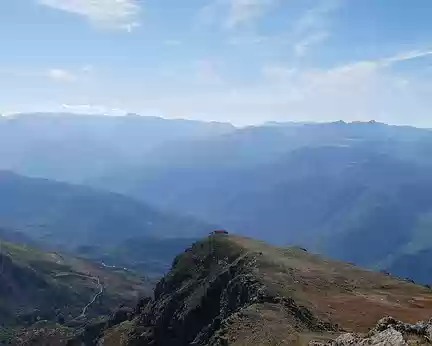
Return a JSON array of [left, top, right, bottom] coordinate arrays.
[[95, 235, 432, 346]]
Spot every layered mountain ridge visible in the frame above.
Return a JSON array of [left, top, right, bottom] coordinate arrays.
[[3, 115, 432, 284]]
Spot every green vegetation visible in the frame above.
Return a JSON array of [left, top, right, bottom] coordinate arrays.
[[0, 240, 151, 329]]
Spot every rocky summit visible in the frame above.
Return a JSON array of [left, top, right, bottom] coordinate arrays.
[[92, 234, 432, 346]]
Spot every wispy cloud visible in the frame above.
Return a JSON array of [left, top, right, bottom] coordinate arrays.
[[61, 104, 128, 116], [0, 66, 93, 83], [47, 65, 95, 83], [291, 0, 342, 57], [199, 0, 277, 29], [382, 50, 432, 66], [294, 0, 341, 35], [293, 31, 329, 57], [331, 49, 432, 73], [36, 0, 142, 31], [47, 68, 77, 82], [226, 0, 275, 28]]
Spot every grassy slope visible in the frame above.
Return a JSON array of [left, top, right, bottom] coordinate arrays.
[[225, 235, 432, 345], [0, 240, 152, 328], [229, 236, 432, 328]]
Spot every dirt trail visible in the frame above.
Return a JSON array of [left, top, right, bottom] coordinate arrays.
[[56, 272, 104, 318]]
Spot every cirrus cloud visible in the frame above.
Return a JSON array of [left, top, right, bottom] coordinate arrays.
[[36, 0, 142, 31]]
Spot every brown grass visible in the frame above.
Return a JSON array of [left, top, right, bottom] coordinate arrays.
[[228, 235, 432, 333]]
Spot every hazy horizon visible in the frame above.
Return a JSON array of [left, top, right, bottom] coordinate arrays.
[[1, 111, 431, 130]]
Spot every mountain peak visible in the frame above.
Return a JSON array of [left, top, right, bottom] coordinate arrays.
[[96, 235, 432, 345]]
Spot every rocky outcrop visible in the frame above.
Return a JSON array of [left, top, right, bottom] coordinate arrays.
[[373, 316, 432, 339], [332, 328, 407, 346], [318, 317, 432, 346]]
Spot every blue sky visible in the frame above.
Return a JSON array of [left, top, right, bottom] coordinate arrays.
[[0, 0, 431, 126]]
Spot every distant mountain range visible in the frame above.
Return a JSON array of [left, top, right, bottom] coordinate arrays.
[[0, 113, 234, 183], [88, 119, 432, 283], [2, 113, 432, 284]]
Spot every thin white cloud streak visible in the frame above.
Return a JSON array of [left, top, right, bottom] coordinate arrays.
[[61, 104, 128, 116], [291, 0, 342, 57], [382, 50, 432, 66], [332, 50, 432, 73], [0, 66, 90, 83], [36, 0, 141, 30]]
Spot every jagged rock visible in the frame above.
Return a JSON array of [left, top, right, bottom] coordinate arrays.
[[321, 317, 432, 346], [334, 328, 407, 346], [372, 316, 432, 341], [332, 333, 360, 345]]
